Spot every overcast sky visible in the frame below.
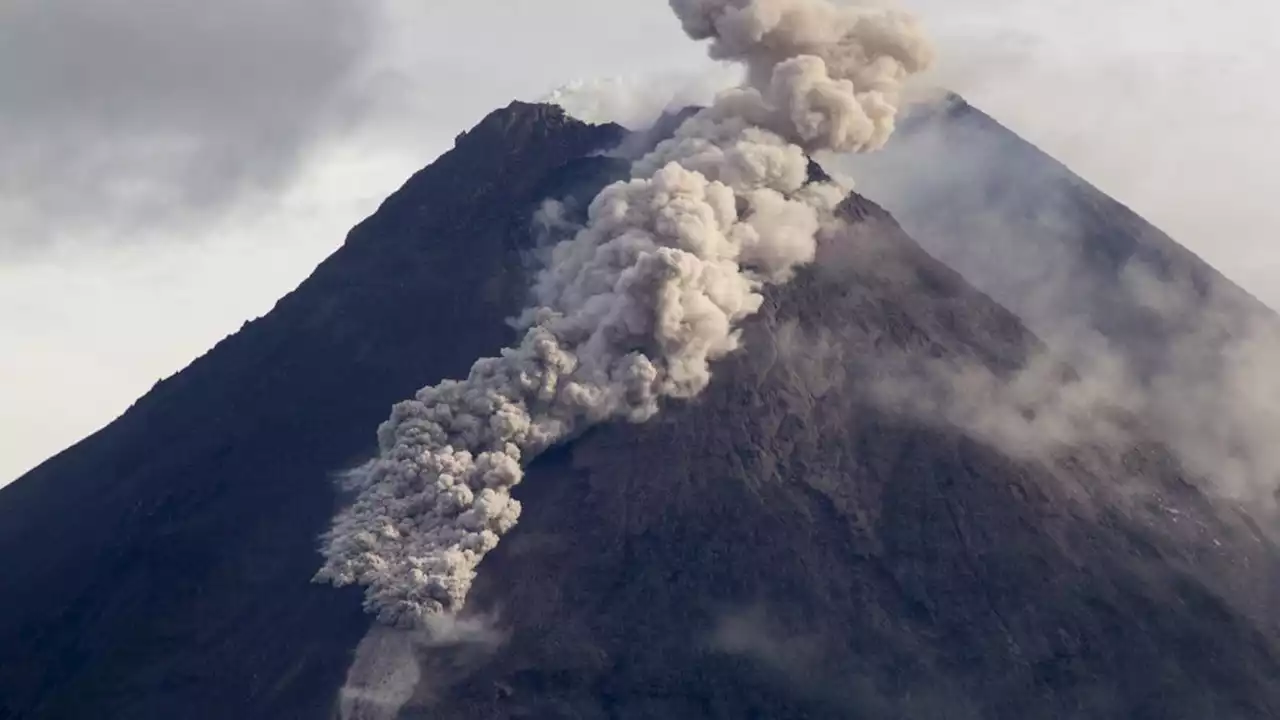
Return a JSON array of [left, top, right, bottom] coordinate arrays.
[[3, 0, 1279, 485]]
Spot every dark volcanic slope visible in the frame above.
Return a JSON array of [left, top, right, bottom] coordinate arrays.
[[0, 103, 625, 720], [3, 101, 1280, 720]]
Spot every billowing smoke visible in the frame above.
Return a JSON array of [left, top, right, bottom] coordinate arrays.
[[315, 0, 933, 628]]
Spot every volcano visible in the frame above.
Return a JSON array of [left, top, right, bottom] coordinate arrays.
[[2, 99, 1280, 720]]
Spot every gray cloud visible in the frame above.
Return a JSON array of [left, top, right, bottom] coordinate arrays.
[[0, 0, 380, 254]]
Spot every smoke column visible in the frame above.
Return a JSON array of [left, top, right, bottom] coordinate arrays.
[[315, 0, 933, 628]]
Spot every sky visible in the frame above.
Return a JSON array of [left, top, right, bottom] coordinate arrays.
[[2, 0, 1279, 485]]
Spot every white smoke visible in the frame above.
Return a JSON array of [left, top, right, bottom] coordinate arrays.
[[539, 67, 743, 130], [315, 0, 933, 629]]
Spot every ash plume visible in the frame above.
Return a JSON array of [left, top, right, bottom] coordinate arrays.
[[315, 0, 933, 628]]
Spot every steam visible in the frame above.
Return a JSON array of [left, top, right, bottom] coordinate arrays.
[[315, 0, 933, 628]]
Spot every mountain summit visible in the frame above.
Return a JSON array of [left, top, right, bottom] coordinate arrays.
[[3, 99, 1280, 720]]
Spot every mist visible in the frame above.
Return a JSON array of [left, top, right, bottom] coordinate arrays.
[[708, 603, 984, 718], [828, 94, 1280, 512]]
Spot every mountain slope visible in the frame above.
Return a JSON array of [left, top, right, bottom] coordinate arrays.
[[1, 100, 1279, 720], [396, 175, 1280, 720], [0, 103, 625, 720]]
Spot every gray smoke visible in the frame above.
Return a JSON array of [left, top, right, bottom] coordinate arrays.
[[315, 0, 933, 628]]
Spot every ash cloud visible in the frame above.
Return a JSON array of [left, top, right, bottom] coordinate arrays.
[[0, 0, 379, 254], [316, 0, 934, 629]]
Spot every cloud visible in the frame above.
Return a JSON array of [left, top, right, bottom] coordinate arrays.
[[0, 0, 381, 255]]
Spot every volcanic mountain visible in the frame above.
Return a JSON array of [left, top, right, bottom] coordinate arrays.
[[2, 99, 1279, 720]]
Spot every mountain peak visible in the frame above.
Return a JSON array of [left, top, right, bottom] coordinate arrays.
[[454, 100, 625, 152]]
